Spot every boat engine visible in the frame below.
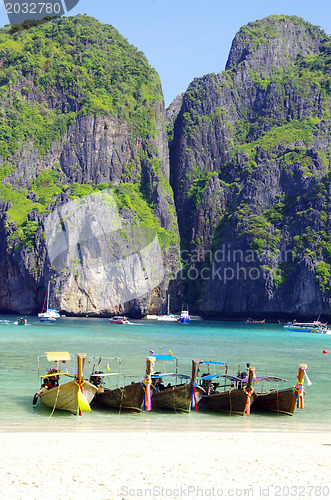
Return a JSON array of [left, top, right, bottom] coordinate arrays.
[[43, 368, 59, 388], [152, 372, 164, 392], [90, 371, 103, 387], [237, 371, 248, 389]]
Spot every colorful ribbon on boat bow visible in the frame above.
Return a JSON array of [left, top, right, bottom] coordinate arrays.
[[190, 381, 199, 411], [251, 367, 258, 384], [74, 380, 91, 416], [243, 386, 254, 415], [141, 357, 154, 411], [292, 365, 310, 410], [141, 377, 152, 411], [293, 381, 305, 409]]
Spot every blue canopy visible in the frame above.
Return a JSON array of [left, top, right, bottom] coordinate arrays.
[[151, 354, 175, 361], [200, 361, 227, 367]]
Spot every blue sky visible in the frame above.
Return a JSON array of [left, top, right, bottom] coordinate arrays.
[[1, 0, 331, 106]]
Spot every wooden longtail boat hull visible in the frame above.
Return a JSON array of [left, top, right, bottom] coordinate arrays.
[[152, 383, 204, 412], [251, 388, 296, 415], [39, 380, 97, 414], [200, 389, 256, 415], [95, 382, 147, 413]]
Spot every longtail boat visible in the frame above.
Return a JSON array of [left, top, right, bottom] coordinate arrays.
[[33, 352, 97, 415], [88, 357, 154, 413], [151, 355, 204, 412], [246, 318, 266, 324], [199, 361, 256, 415], [251, 364, 310, 415]]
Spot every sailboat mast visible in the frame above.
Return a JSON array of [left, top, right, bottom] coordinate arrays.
[[46, 282, 50, 311], [167, 294, 170, 315]]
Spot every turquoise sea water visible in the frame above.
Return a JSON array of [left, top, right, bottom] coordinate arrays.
[[0, 315, 330, 433]]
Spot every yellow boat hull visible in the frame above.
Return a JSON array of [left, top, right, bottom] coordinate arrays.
[[39, 380, 97, 414]]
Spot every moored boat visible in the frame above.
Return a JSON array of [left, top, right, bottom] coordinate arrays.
[[88, 357, 154, 413], [246, 318, 266, 324], [199, 361, 256, 415], [251, 364, 310, 415], [284, 321, 330, 334], [178, 310, 191, 323], [157, 295, 178, 322], [38, 282, 60, 323], [33, 352, 97, 414], [151, 356, 204, 412]]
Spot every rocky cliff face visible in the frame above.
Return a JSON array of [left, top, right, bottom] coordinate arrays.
[[0, 15, 179, 315], [2, 14, 331, 319], [170, 15, 331, 318]]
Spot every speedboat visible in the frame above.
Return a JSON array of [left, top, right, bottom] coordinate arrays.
[[108, 316, 130, 324], [284, 321, 330, 334]]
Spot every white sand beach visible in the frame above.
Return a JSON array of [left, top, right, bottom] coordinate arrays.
[[1, 431, 330, 499]]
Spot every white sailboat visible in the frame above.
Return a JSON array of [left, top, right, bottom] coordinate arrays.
[[38, 282, 60, 323], [157, 295, 178, 322]]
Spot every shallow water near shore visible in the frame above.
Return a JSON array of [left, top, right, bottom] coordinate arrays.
[[0, 315, 330, 433]]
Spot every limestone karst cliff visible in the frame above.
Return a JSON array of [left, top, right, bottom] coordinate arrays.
[[169, 15, 331, 318], [0, 15, 179, 315], [2, 14, 331, 319]]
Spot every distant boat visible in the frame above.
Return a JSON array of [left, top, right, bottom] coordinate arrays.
[[38, 282, 60, 323], [157, 295, 178, 322], [17, 316, 27, 325], [178, 309, 191, 323], [246, 318, 266, 324], [108, 316, 130, 324], [284, 321, 331, 334], [33, 352, 98, 414]]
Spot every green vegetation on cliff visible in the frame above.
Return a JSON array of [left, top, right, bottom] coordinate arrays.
[[0, 15, 162, 160], [170, 14, 331, 305], [239, 15, 326, 48], [0, 16, 178, 258]]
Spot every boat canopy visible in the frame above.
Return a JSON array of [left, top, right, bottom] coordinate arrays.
[[151, 354, 175, 361], [200, 373, 287, 383], [46, 351, 71, 362], [151, 372, 190, 379], [240, 375, 287, 383], [200, 361, 227, 367], [91, 372, 139, 379], [201, 373, 239, 381]]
